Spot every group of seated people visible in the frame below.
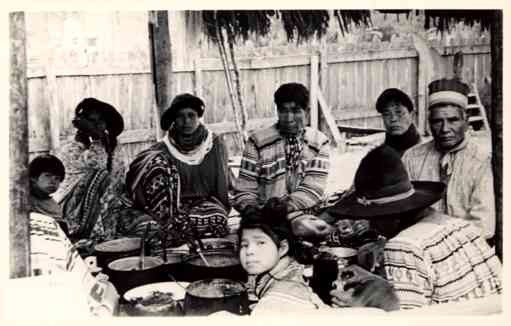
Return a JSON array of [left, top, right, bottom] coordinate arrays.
[[28, 78, 501, 313]]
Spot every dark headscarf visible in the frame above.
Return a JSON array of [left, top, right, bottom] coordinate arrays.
[[161, 93, 205, 131]]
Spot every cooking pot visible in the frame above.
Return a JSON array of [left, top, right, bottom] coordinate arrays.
[[123, 281, 189, 316], [107, 256, 166, 297], [184, 278, 248, 316], [200, 238, 237, 253], [183, 252, 246, 283], [310, 246, 357, 305], [94, 237, 143, 270], [160, 252, 187, 282]]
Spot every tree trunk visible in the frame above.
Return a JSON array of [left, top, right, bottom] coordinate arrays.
[[9, 12, 30, 278], [490, 10, 502, 261], [149, 11, 172, 137]]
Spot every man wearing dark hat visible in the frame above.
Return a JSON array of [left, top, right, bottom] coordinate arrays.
[[376, 88, 421, 156], [402, 78, 495, 240], [233, 82, 334, 241], [327, 145, 501, 310], [126, 93, 232, 249]]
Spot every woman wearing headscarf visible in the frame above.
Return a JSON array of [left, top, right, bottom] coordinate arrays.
[[53, 98, 126, 244], [126, 93, 231, 248]]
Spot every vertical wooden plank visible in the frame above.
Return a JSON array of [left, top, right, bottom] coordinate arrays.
[[149, 10, 172, 138], [41, 13, 60, 152], [45, 71, 60, 151], [194, 59, 202, 99], [10, 11, 31, 278], [319, 49, 329, 134], [490, 11, 502, 261], [310, 55, 319, 129]]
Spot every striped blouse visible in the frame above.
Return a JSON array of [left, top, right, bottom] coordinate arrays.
[[250, 257, 327, 315], [233, 124, 330, 215], [383, 209, 502, 309]]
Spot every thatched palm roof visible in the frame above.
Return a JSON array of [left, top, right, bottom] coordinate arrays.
[[202, 10, 494, 45]]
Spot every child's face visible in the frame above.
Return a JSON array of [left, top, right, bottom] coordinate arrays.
[[239, 228, 284, 275], [31, 172, 61, 195]]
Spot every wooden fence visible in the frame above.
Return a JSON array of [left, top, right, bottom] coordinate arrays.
[[27, 45, 491, 164]]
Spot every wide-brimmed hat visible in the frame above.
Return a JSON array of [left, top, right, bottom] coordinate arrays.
[[75, 98, 124, 137], [327, 145, 444, 219], [375, 88, 414, 113], [428, 78, 470, 110], [160, 93, 205, 131]]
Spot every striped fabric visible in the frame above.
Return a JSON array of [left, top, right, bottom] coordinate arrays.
[[233, 124, 330, 215], [402, 137, 495, 239], [29, 213, 119, 315], [250, 257, 327, 315], [383, 210, 502, 310], [127, 141, 229, 248]]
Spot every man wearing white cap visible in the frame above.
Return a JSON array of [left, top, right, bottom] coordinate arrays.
[[402, 78, 495, 241]]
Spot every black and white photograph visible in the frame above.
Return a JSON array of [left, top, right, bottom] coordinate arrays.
[[4, 3, 506, 321]]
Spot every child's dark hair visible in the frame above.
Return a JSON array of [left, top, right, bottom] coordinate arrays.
[[29, 154, 65, 181], [238, 198, 296, 257]]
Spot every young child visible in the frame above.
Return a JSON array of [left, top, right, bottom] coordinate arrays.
[[29, 154, 68, 233], [239, 198, 327, 315]]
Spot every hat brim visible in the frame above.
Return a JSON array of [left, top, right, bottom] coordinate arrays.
[[326, 181, 444, 219]]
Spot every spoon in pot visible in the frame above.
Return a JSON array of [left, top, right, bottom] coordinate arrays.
[[139, 223, 151, 270], [167, 273, 189, 291], [194, 239, 211, 267]]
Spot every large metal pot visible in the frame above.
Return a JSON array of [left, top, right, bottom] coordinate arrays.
[[182, 252, 246, 283], [107, 256, 166, 297], [94, 237, 143, 270], [184, 278, 248, 316]]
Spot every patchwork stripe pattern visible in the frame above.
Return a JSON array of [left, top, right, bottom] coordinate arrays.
[[383, 212, 502, 309], [233, 124, 330, 213]]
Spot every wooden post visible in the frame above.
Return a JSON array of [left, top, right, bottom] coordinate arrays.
[[317, 89, 345, 152], [9, 12, 30, 278], [194, 59, 203, 99], [149, 11, 172, 139], [319, 49, 329, 134], [310, 55, 319, 129], [413, 33, 440, 136], [490, 11, 502, 261], [415, 47, 428, 135]]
